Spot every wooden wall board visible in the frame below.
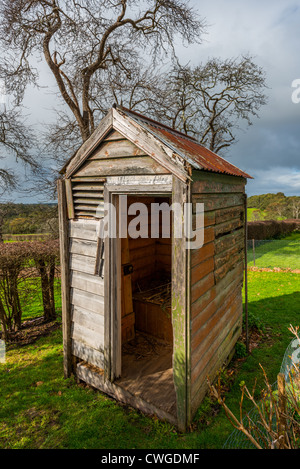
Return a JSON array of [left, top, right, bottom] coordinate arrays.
[[190, 314, 242, 413], [72, 340, 105, 369], [89, 138, 146, 160], [57, 179, 72, 377], [75, 156, 170, 178]]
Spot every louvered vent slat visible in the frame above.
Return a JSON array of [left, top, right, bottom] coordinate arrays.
[[71, 178, 105, 218]]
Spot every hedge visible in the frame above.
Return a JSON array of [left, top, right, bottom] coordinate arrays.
[[247, 219, 300, 240]]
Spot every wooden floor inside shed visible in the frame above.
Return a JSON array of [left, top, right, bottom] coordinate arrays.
[[116, 332, 176, 417]]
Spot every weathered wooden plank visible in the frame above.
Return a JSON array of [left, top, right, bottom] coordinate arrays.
[[191, 310, 242, 401], [89, 139, 146, 160], [65, 109, 113, 178], [191, 294, 242, 379], [71, 305, 104, 331], [70, 253, 96, 275], [69, 238, 98, 257], [57, 179, 72, 377], [191, 272, 215, 303], [215, 228, 244, 255], [75, 156, 170, 178], [65, 178, 75, 219], [190, 313, 242, 413], [73, 191, 104, 198], [192, 279, 242, 337], [215, 205, 244, 225], [129, 243, 156, 262], [192, 193, 244, 212], [76, 363, 177, 426], [103, 130, 126, 141], [215, 217, 243, 237], [73, 197, 104, 205], [71, 322, 104, 351], [191, 242, 214, 268], [72, 183, 105, 192], [214, 240, 244, 270], [71, 287, 104, 314], [192, 211, 215, 230], [155, 242, 171, 257], [191, 262, 243, 312], [192, 177, 245, 194], [130, 256, 156, 273], [74, 203, 104, 211], [71, 177, 106, 183], [94, 219, 105, 277], [106, 174, 173, 187], [192, 170, 246, 188], [76, 211, 103, 219], [155, 254, 172, 271], [191, 257, 214, 286], [191, 288, 242, 359], [214, 251, 244, 283], [112, 108, 188, 182], [188, 226, 214, 249], [69, 219, 100, 242], [72, 340, 104, 368], [171, 176, 191, 431], [70, 270, 104, 296]]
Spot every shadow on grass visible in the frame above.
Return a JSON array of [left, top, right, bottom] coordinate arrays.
[[247, 238, 300, 266]]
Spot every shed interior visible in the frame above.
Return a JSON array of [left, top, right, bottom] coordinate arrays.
[[116, 194, 176, 417]]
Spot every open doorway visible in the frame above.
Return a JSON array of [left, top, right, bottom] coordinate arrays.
[[116, 194, 176, 417]]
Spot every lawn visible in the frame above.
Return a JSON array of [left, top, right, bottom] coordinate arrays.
[[0, 271, 299, 449], [247, 233, 300, 270]]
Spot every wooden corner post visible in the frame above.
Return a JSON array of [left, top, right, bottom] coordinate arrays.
[[172, 176, 191, 431], [57, 178, 72, 378]]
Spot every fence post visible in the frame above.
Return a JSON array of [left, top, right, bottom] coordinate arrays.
[[252, 239, 255, 266]]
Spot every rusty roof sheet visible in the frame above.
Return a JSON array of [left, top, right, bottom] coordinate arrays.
[[117, 106, 252, 179]]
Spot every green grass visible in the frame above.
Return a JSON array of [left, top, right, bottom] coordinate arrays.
[[247, 207, 287, 221], [247, 207, 267, 221], [247, 234, 300, 270], [0, 271, 299, 449]]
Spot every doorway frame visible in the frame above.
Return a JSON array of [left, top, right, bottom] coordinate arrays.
[[103, 176, 191, 430]]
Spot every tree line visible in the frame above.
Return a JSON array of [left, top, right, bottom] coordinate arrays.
[[248, 193, 300, 220], [0, 203, 58, 241]]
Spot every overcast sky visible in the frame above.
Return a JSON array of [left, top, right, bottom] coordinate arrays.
[[2, 0, 300, 202], [180, 0, 300, 197]]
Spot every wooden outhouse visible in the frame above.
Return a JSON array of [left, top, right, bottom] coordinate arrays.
[[57, 105, 251, 431]]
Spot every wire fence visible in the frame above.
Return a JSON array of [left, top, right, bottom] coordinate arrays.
[[247, 237, 300, 271]]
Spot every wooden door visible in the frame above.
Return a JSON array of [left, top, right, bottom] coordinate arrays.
[[121, 236, 135, 343]]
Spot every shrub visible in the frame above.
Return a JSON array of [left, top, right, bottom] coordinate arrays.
[[27, 240, 60, 322], [0, 242, 31, 339], [0, 240, 60, 341]]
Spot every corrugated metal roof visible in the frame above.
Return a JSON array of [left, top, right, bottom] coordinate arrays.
[[117, 106, 252, 179]]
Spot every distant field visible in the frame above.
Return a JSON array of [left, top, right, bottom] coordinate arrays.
[[3, 234, 51, 243], [247, 207, 287, 221], [247, 208, 265, 221], [247, 232, 300, 270]]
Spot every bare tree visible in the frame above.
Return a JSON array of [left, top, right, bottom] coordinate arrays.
[[0, 107, 38, 193], [124, 55, 268, 154], [0, 0, 205, 158], [289, 197, 300, 219]]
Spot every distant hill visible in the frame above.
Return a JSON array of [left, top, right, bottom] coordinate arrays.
[[247, 193, 300, 220], [0, 203, 58, 235]]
